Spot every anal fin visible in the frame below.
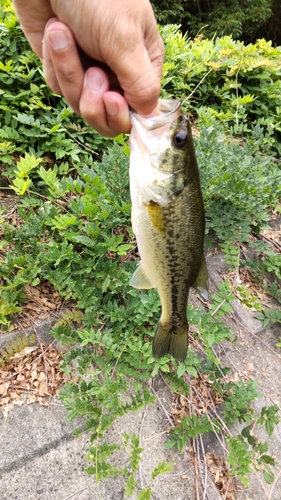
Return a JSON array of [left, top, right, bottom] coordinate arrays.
[[130, 262, 154, 289]]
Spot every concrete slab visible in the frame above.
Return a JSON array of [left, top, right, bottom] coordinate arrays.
[[0, 387, 221, 500]]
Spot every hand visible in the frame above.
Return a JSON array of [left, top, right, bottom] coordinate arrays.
[[13, 0, 164, 136]]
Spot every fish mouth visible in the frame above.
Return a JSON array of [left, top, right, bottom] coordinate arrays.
[[130, 99, 181, 130]]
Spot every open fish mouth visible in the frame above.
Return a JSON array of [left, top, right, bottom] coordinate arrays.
[[130, 99, 181, 131]]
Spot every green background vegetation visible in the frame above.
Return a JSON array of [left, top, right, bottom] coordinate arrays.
[[0, 0, 281, 496], [152, 0, 281, 45]]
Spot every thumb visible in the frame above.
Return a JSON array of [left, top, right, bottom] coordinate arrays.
[[122, 45, 163, 115], [109, 38, 164, 116]]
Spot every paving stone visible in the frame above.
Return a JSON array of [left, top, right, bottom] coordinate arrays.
[[0, 386, 221, 500]]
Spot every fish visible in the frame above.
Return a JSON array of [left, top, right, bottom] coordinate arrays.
[[129, 99, 208, 362]]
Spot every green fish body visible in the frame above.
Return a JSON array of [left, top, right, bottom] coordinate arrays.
[[129, 99, 208, 362]]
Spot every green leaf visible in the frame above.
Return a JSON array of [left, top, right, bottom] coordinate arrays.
[[138, 488, 151, 500], [185, 366, 198, 378], [151, 460, 173, 480], [263, 467, 275, 484], [124, 475, 136, 497], [15, 153, 43, 178], [164, 439, 176, 450], [260, 455, 276, 466], [176, 362, 186, 378], [238, 474, 251, 487], [50, 214, 78, 230], [10, 177, 32, 195], [101, 275, 111, 294]]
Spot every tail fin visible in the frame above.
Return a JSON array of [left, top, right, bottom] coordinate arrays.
[[152, 323, 188, 362]]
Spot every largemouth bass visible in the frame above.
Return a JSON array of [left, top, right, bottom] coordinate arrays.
[[129, 99, 208, 362]]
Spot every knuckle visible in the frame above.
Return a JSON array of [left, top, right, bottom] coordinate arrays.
[[59, 66, 80, 86], [44, 71, 62, 95]]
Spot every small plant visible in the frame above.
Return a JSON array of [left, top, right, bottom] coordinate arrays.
[[165, 413, 216, 451], [0, 333, 36, 366], [255, 308, 281, 328], [227, 405, 280, 486]]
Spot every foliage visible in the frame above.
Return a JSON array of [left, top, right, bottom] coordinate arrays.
[[0, 2, 108, 169], [0, 10, 280, 495], [166, 413, 216, 451], [152, 0, 281, 45], [255, 308, 281, 328], [227, 405, 280, 487], [0, 333, 36, 366], [195, 124, 281, 243], [160, 26, 281, 155]]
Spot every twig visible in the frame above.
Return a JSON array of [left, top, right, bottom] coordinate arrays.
[[149, 385, 175, 428], [211, 298, 227, 317], [213, 342, 240, 373], [185, 373, 231, 446], [252, 231, 281, 252], [252, 469, 270, 500], [142, 430, 168, 442], [182, 67, 214, 105], [190, 382, 228, 452], [193, 438, 201, 500], [65, 129, 99, 155], [139, 406, 148, 490], [3, 186, 70, 211], [13, 385, 52, 396], [189, 388, 203, 500], [5, 341, 56, 380], [29, 319, 50, 391], [199, 434, 208, 500], [268, 468, 281, 500], [1, 207, 16, 219], [61, 487, 88, 500]]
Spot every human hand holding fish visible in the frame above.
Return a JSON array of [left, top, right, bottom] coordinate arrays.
[[130, 100, 208, 362], [13, 0, 164, 136]]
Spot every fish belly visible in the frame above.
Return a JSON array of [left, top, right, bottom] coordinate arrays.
[[132, 184, 204, 360]]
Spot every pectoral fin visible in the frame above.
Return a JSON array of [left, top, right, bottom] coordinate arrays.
[[193, 256, 209, 301], [130, 262, 154, 289]]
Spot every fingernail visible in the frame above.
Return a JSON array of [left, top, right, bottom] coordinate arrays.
[[48, 30, 68, 50], [105, 100, 118, 117], [85, 69, 104, 92]]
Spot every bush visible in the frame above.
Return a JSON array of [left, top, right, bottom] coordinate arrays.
[[152, 0, 281, 45], [160, 26, 281, 153]]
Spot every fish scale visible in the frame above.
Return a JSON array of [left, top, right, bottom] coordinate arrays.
[[129, 99, 208, 361]]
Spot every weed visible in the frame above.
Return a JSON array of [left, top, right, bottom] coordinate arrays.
[[0, 333, 36, 366]]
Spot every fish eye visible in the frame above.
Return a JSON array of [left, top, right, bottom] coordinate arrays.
[[173, 130, 187, 149]]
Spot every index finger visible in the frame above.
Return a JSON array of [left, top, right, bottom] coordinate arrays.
[[13, 0, 55, 57]]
